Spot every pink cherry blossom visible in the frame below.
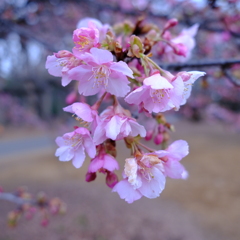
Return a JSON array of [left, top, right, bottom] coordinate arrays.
[[63, 102, 99, 132], [88, 151, 119, 173], [76, 17, 109, 42], [86, 147, 119, 188], [113, 153, 166, 203], [163, 24, 199, 63], [125, 73, 184, 113], [93, 105, 146, 145], [154, 140, 189, 179], [69, 48, 133, 97], [72, 26, 100, 57], [45, 50, 82, 87], [55, 127, 96, 169]]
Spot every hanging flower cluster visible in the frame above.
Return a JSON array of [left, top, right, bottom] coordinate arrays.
[[46, 17, 205, 203]]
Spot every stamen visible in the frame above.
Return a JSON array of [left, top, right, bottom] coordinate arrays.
[[74, 36, 91, 50], [150, 88, 171, 103], [64, 134, 83, 150], [88, 65, 111, 89]]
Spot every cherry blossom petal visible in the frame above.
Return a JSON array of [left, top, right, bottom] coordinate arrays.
[[55, 146, 73, 161], [181, 71, 206, 105], [77, 18, 103, 29], [90, 48, 113, 64], [144, 74, 173, 90], [93, 123, 108, 145], [58, 148, 75, 162], [128, 121, 146, 137], [55, 136, 67, 147], [106, 71, 130, 97], [164, 160, 187, 179], [166, 140, 189, 161], [103, 155, 119, 171], [78, 79, 102, 96], [63, 102, 94, 122], [112, 179, 142, 204], [68, 65, 92, 81], [45, 55, 62, 77], [83, 137, 96, 159], [124, 86, 148, 105], [72, 146, 86, 168], [88, 157, 104, 172], [62, 74, 72, 87], [120, 120, 132, 137], [138, 167, 165, 198], [105, 116, 124, 140], [110, 61, 134, 78], [169, 76, 185, 109]]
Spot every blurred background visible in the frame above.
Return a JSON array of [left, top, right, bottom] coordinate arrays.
[[0, 0, 240, 239]]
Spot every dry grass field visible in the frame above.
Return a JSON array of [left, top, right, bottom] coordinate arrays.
[[0, 120, 240, 240]]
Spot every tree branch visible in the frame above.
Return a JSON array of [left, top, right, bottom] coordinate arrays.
[[159, 59, 240, 70], [0, 192, 33, 206]]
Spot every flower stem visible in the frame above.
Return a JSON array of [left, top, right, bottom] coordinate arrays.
[[92, 92, 107, 110], [137, 141, 155, 152]]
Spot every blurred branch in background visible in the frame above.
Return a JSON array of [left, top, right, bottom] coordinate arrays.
[[0, 187, 66, 228]]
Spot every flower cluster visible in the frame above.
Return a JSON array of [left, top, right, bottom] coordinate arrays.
[[0, 187, 66, 227], [46, 17, 205, 203]]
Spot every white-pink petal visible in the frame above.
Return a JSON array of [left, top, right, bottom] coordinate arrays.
[[144, 74, 173, 90], [72, 146, 86, 168], [112, 179, 142, 204], [110, 61, 134, 78], [103, 155, 119, 171], [90, 48, 113, 64], [138, 167, 165, 198], [105, 116, 123, 140], [106, 71, 130, 97], [166, 140, 189, 161]]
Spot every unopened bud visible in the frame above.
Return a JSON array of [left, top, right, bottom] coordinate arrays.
[[171, 43, 187, 57], [106, 172, 118, 189], [163, 18, 178, 31], [41, 218, 49, 227], [158, 124, 165, 133], [85, 172, 96, 182], [145, 130, 153, 141], [154, 133, 164, 145], [66, 91, 77, 104]]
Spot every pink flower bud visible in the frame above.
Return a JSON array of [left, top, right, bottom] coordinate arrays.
[[172, 43, 187, 57], [106, 172, 118, 189], [154, 133, 164, 145], [158, 124, 165, 133], [145, 130, 153, 141], [163, 18, 178, 31], [85, 172, 96, 182], [41, 218, 49, 227], [54, 50, 72, 58], [65, 91, 77, 105]]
